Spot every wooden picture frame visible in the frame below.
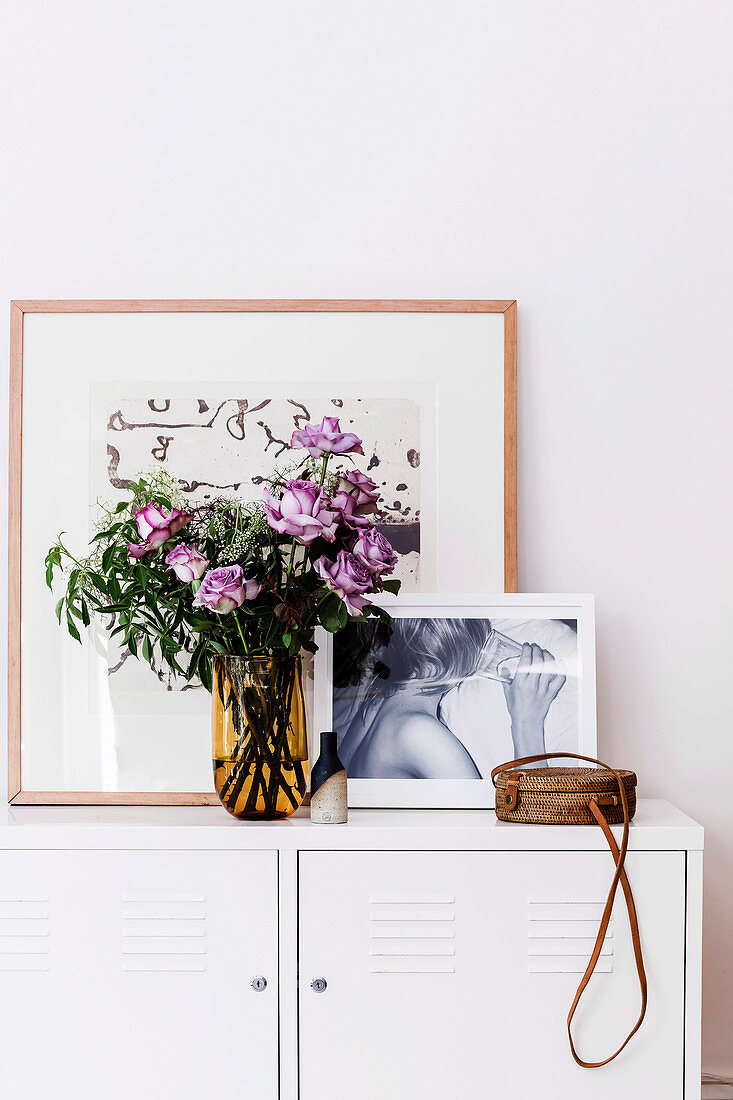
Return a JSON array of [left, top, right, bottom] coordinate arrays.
[[8, 299, 517, 804]]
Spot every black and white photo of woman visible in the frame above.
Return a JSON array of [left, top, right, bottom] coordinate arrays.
[[333, 617, 579, 779]]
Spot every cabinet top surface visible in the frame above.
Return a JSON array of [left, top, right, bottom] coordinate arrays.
[[0, 799, 703, 850]]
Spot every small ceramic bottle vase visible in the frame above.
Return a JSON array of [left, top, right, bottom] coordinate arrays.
[[310, 731, 348, 824]]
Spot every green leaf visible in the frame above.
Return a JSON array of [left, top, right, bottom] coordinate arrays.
[[55, 598, 65, 624], [135, 564, 148, 591], [382, 578, 401, 595], [369, 604, 393, 623], [142, 635, 153, 663], [66, 614, 82, 644], [80, 600, 90, 628], [199, 657, 213, 692], [319, 593, 349, 633], [115, 500, 130, 513], [102, 546, 115, 573], [187, 639, 208, 681]]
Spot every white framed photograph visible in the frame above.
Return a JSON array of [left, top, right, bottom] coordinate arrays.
[[315, 594, 596, 808]]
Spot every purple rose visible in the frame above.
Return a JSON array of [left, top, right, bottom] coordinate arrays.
[[352, 528, 398, 576], [193, 565, 261, 614], [339, 469, 380, 511], [128, 503, 193, 558], [136, 503, 192, 541], [314, 551, 372, 617], [330, 490, 370, 531], [291, 416, 364, 459], [165, 543, 209, 583], [264, 479, 339, 545], [240, 577, 264, 600], [127, 542, 150, 560]]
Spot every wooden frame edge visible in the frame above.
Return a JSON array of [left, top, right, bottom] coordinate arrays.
[[503, 301, 518, 592], [8, 302, 23, 802], [8, 297, 518, 805], [11, 298, 516, 314], [11, 791, 219, 806]]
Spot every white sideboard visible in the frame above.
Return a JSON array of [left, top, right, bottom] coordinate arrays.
[[0, 800, 702, 1099]]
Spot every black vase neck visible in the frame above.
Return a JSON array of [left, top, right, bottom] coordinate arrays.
[[311, 731, 345, 795], [320, 731, 340, 757]]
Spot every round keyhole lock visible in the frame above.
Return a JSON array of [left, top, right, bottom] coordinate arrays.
[[250, 975, 267, 992], [310, 977, 327, 993]]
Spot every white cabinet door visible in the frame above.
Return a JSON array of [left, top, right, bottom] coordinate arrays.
[[0, 849, 278, 1099], [299, 850, 685, 1100]]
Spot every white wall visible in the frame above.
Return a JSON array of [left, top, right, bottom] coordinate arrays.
[[1, 0, 731, 1075]]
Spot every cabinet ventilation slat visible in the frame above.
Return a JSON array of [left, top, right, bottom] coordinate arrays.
[[0, 921, 49, 937], [369, 905, 455, 922], [528, 957, 614, 975], [123, 956, 207, 973], [122, 894, 206, 903], [528, 938, 612, 957], [0, 956, 49, 972], [369, 957, 455, 974], [527, 900, 613, 975], [369, 920, 455, 939], [528, 901, 608, 922], [0, 903, 49, 919], [123, 944, 207, 956], [369, 897, 457, 975], [122, 895, 208, 971], [527, 919, 613, 940], [369, 895, 455, 905], [123, 921, 206, 937], [0, 940, 49, 955], [370, 941, 455, 957], [121, 906, 203, 915], [0, 900, 51, 970]]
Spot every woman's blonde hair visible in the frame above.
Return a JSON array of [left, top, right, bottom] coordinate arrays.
[[383, 617, 493, 690]]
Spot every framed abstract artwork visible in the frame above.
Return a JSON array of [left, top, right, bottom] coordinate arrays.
[[8, 299, 517, 803], [314, 594, 596, 808]]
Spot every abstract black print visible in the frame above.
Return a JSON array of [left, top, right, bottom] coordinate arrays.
[[96, 391, 429, 592]]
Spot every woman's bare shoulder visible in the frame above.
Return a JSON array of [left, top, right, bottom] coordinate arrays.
[[371, 707, 447, 747], [353, 701, 479, 780]]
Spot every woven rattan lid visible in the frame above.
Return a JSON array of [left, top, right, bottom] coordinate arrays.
[[495, 766, 637, 793]]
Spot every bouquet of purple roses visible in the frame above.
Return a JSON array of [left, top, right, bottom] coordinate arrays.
[[45, 415, 400, 692]]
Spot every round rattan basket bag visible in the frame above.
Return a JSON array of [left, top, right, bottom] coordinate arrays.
[[494, 764, 637, 825]]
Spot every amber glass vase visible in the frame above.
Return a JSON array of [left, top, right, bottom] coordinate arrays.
[[212, 655, 308, 820]]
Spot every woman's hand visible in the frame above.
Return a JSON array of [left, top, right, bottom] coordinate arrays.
[[503, 643, 566, 757]]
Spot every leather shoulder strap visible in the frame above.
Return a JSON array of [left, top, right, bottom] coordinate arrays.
[[491, 750, 617, 783], [491, 751, 647, 1067], [567, 800, 648, 1067]]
